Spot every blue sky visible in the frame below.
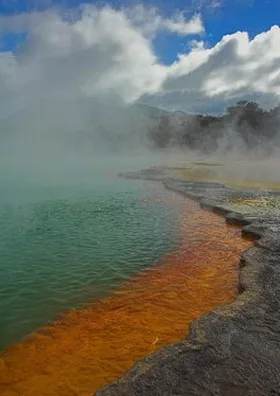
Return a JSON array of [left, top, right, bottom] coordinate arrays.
[[155, 0, 280, 64], [1, 0, 279, 62], [0, 0, 279, 114]]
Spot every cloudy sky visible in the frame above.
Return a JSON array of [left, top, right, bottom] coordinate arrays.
[[0, 0, 279, 115]]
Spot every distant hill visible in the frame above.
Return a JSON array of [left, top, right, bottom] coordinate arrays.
[[146, 101, 280, 155], [0, 99, 169, 156], [1, 98, 279, 158]]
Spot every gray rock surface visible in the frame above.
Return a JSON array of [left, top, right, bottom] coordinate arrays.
[[97, 169, 280, 396]]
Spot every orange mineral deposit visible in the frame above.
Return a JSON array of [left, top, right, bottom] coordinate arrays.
[[0, 187, 252, 396]]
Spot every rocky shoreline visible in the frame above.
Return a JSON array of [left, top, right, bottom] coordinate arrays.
[[97, 167, 280, 396]]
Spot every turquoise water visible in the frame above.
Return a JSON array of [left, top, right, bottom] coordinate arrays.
[[0, 162, 179, 351]]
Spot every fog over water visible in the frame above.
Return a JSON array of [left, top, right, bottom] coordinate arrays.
[[0, 94, 185, 352], [0, 1, 280, 353]]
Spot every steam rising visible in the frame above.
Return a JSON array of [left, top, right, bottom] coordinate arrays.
[[0, 3, 279, 177]]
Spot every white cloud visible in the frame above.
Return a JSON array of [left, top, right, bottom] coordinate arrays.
[[0, 52, 17, 83], [210, 1, 222, 9], [0, 6, 169, 113], [122, 5, 204, 37], [157, 25, 280, 111], [0, 4, 279, 116], [163, 13, 204, 35]]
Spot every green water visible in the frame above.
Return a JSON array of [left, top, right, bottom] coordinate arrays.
[[0, 162, 179, 351]]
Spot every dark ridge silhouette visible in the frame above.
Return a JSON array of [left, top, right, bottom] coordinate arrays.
[[147, 101, 280, 153], [1, 98, 279, 156]]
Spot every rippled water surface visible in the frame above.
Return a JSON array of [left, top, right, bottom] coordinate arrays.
[[0, 163, 179, 350], [0, 191, 252, 396]]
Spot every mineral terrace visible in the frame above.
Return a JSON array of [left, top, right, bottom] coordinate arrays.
[[97, 165, 280, 396]]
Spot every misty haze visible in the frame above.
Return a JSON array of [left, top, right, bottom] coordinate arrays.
[[0, 1, 280, 396]]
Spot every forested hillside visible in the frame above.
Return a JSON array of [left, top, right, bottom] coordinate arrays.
[[147, 101, 280, 153]]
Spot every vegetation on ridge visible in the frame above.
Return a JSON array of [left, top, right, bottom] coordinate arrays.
[[147, 101, 280, 153]]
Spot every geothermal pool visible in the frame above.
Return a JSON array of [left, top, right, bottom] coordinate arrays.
[[0, 173, 251, 396], [0, 168, 180, 350]]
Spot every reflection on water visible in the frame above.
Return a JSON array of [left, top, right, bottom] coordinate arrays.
[[0, 188, 252, 396]]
